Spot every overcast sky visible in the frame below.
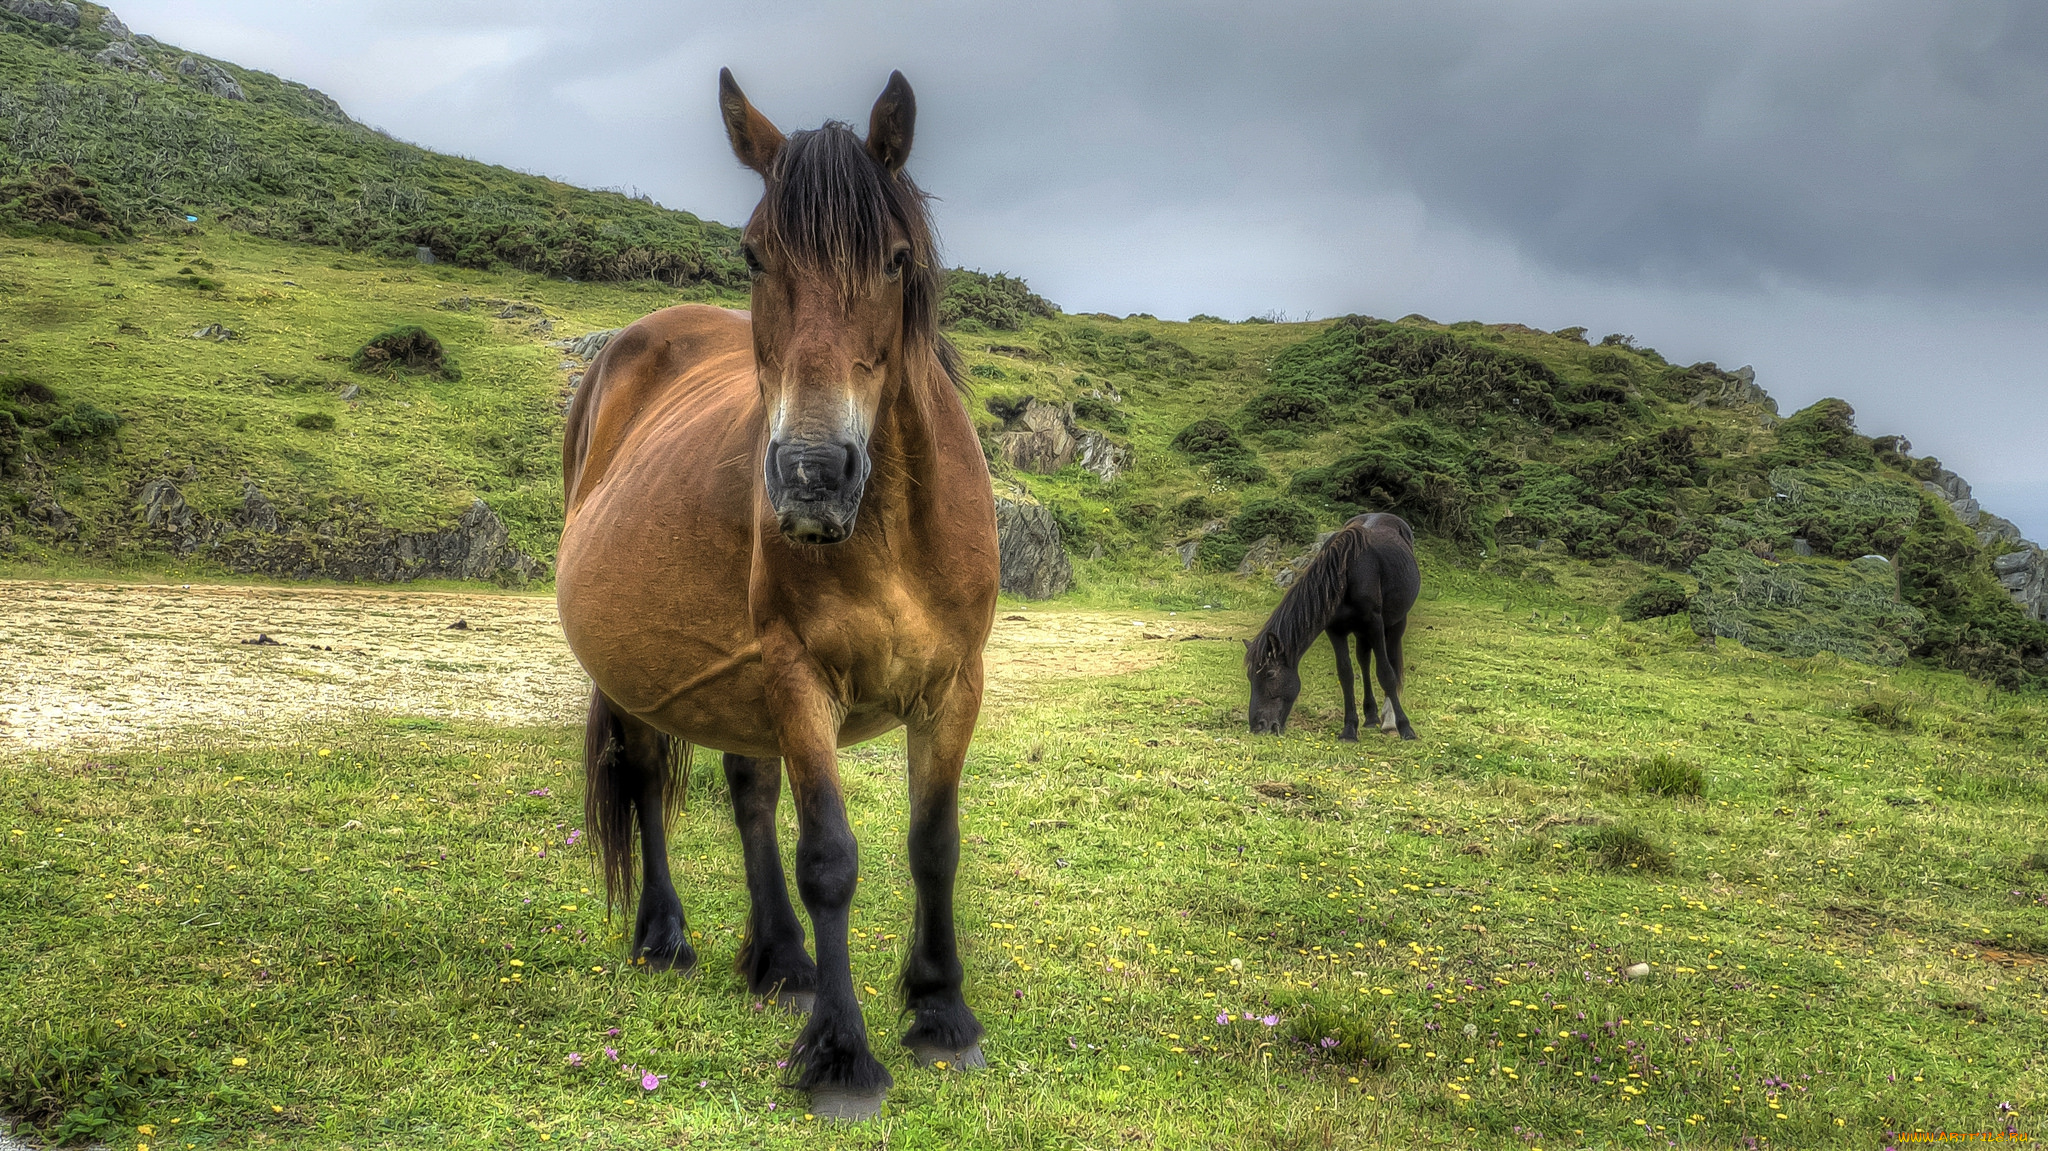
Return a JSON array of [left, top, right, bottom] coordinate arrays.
[[118, 0, 2048, 541]]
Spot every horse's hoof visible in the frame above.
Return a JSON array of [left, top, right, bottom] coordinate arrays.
[[912, 1043, 986, 1071], [808, 1087, 887, 1121], [1398, 729, 1419, 742], [1339, 732, 1359, 743], [774, 989, 815, 1014]]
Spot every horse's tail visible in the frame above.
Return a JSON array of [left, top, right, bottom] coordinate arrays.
[[582, 687, 690, 915]]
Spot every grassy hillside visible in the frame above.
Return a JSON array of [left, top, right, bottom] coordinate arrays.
[[943, 306, 2047, 687], [0, 228, 736, 570], [0, 6, 742, 284], [0, 13, 2039, 684]]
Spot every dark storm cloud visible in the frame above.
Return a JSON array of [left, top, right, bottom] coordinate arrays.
[[113, 0, 2048, 539]]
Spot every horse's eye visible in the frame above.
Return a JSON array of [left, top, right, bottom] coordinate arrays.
[[885, 247, 910, 280], [743, 244, 764, 275]]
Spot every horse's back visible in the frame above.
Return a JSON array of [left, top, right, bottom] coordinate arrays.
[[1350, 513, 1420, 619], [563, 304, 758, 515]]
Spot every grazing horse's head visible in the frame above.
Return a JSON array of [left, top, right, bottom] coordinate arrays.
[[719, 68, 943, 546], [1244, 633, 1301, 735]]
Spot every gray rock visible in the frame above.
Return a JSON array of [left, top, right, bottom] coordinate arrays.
[[1274, 531, 1338, 589], [997, 399, 1130, 483], [29, 496, 77, 540], [175, 55, 245, 100], [994, 495, 1072, 599], [569, 328, 622, 360], [339, 384, 360, 401], [1994, 551, 2033, 576], [2, 0, 80, 28], [93, 38, 160, 78], [1792, 537, 1814, 557], [98, 8, 129, 36], [1073, 430, 1131, 484], [1689, 364, 1779, 414], [1176, 540, 1201, 569], [235, 482, 282, 534], [136, 478, 192, 534], [1235, 534, 1289, 577], [415, 246, 437, 264], [997, 400, 1078, 474]]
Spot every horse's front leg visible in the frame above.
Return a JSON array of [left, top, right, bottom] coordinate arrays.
[[900, 672, 986, 1070], [1328, 628, 1359, 741], [725, 753, 818, 1011], [765, 656, 891, 1119]]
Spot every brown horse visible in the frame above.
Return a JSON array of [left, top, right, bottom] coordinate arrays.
[[555, 69, 999, 1120]]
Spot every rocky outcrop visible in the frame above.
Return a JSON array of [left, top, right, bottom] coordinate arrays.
[[2, 0, 80, 28], [174, 55, 245, 101], [995, 400, 1130, 483], [568, 328, 622, 360], [1689, 364, 1779, 415], [994, 493, 1072, 599], [1917, 463, 2047, 621], [1273, 531, 1339, 589], [98, 8, 130, 37], [1994, 549, 2048, 622], [1234, 535, 1289, 577], [234, 481, 282, 534], [93, 38, 164, 80]]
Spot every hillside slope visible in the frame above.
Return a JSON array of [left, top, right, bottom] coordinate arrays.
[[0, 15, 2040, 687], [0, 2, 742, 284]]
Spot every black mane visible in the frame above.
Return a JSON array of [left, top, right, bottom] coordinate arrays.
[[1251, 520, 1367, 668]]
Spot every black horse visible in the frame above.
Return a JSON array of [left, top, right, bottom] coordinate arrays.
[[1245, 512, 1420, 741]]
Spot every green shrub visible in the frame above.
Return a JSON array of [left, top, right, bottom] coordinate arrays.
[[352, 327, 456, 379], [1284, 1010, 1392, 1068], [1209, 455, 1269, 484], [968, 362, 1006, 380], [1571, 825, 1673, 873], [0, 1023, 176, 1143], [1170, 418, 1244, 460], [939, 269, 1058, 331], [1231, 498, 1316, 548], [45, 402, 122, 442], [1635, 754, 1704, 797], [983, 395, 1032, 425], [1173, 496, 1219, 529], [294, 412, 335, 431], [1072, 396, 1128, 433], [1620, 580, 1690, 622], [1242, 386, 1330, 428], [0, 164, 125, 239], [1855, 689, 1914, 730]]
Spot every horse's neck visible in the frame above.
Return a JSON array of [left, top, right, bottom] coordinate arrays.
[[863, 358, 951, 511]]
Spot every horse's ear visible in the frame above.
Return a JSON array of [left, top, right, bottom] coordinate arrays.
[[866, 70, 916, 173], [718, 67, 784, 177], [1242, 639, 1254, 652]]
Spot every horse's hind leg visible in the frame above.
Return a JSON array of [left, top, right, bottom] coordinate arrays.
[[585, 691, 695, 972], [1355, 632, 1383, 732], [725, 753, 818, 1011], [900, 688, 985, 1070], [1376, 617, 1418, 741], [1328, 628, 1359, 742]]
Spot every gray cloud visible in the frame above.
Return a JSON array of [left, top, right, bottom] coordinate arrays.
[[115, 0, 2048, 538]]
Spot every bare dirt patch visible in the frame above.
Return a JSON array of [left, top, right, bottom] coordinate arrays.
[[0, 582, 1212, 749]]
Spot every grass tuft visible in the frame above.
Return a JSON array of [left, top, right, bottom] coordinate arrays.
[[1634, 752, 1705, 797]]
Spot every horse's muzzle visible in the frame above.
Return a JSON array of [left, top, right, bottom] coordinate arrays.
[[765, 435, 870, 546]]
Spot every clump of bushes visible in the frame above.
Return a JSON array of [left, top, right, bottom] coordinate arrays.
[[1855, 689, 1914, 731], [0, 165, 125, 239], [1573, 824, 1673, 873], [1072, 395, 1128, 433], [351, 327, 458, 379], [983, 395, 1032, 425], [1634, 754, 1705, 797], [1242, 385, 1331, 429], [1620, 579, 1690, 622], [939, 269, 1059, 331], [1284, 1010, 1392, 1069], [1194, 497, 1320, 572], [1170, 418, 1267, 484]]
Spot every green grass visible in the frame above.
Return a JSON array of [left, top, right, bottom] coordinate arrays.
[[5, 576, 2045, 1149], [0, 229, 741, 570]]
